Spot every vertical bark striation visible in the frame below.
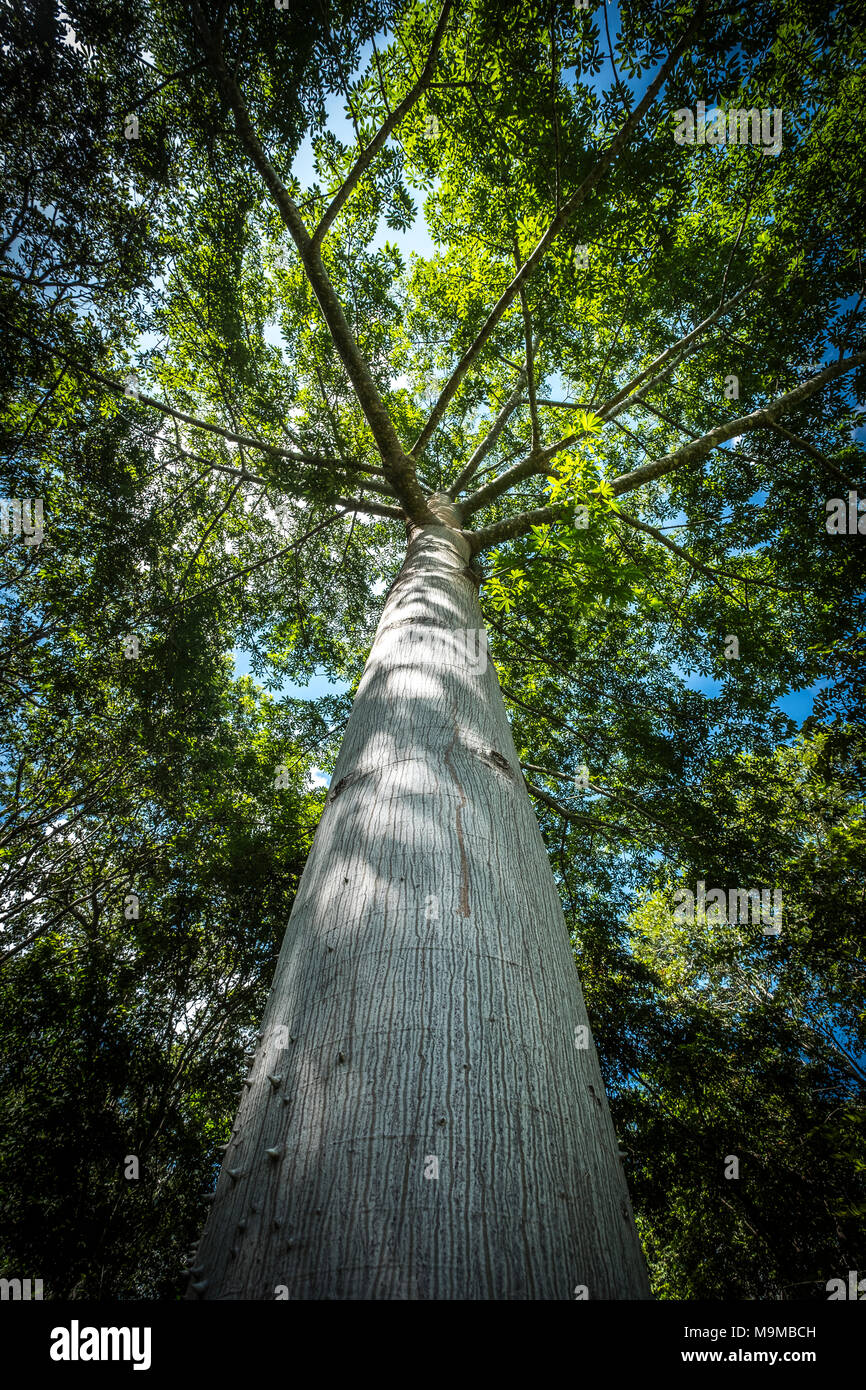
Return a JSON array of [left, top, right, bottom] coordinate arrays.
[[190, 512, 651, 1300]]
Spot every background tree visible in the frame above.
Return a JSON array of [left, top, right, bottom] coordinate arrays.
[[626, 721, 865, 1299]]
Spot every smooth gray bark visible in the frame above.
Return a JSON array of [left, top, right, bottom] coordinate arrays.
[[188, 514, 651, 1300]]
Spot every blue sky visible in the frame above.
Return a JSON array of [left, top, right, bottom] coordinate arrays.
[[231, 653, 344, 787], [232, 650, 349, 702], [232, 647, 826, 732], [676, 669, 826, 725]]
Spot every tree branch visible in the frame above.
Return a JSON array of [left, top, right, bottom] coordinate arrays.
[[311, 0, 454, 247], [518, 276, 540, 453], [549, 9, 562, 212], [447, 357, 531, 497], [461, 245, 763, 525], [178, 478, 244, 596], [172, 448, 398, 499], [189, 0, 434, 524], [612, 508, 794, 595], [630, 397, 702, 440], [174, 502, 400, 610], [467, 347, 866, 552], [469, 502, 572, 553], [0, 314, 351, 469], [461, 426, 575, 518], [717, 163, 766, 307], [767, 420, 861, 491], [523, 778, 656, 845], [521, 761, 693, 837], [609, 351, 866, 499], [595, 276, 763, 421], [615, 510, 735, 591], [410, 12, 700, 459], [333, 496, 404, 519]]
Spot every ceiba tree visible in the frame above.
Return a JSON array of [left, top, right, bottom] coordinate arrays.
[[6, 0, 863, 1298]]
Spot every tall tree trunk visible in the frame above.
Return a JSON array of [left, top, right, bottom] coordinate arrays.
[[188, 510, 651, 1300]]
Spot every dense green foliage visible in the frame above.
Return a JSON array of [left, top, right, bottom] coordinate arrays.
[[1, 0, 863, 1298]]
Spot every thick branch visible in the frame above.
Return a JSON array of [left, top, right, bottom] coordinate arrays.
[[515, 241, 540, 453], [189, 1, 433, 523], [461, 427, 575, 517], [410, 13, 699, 459], [469, 502, 572, 553], [523, 779, 656, 845], [0, 315, 349, 469], [468, 350, 866, 551], [177, 449, 397, 498], [473, 358, 866, 553], [125, 392, 347, 467], [312, 0, 453, 247], [609, 351, 866, 498], [177, 453, 267, 486], [447, 359, 531, 497], [596, 277, 763, 421], [462, 229, 761, 524], [334, 496, 404, 519]]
